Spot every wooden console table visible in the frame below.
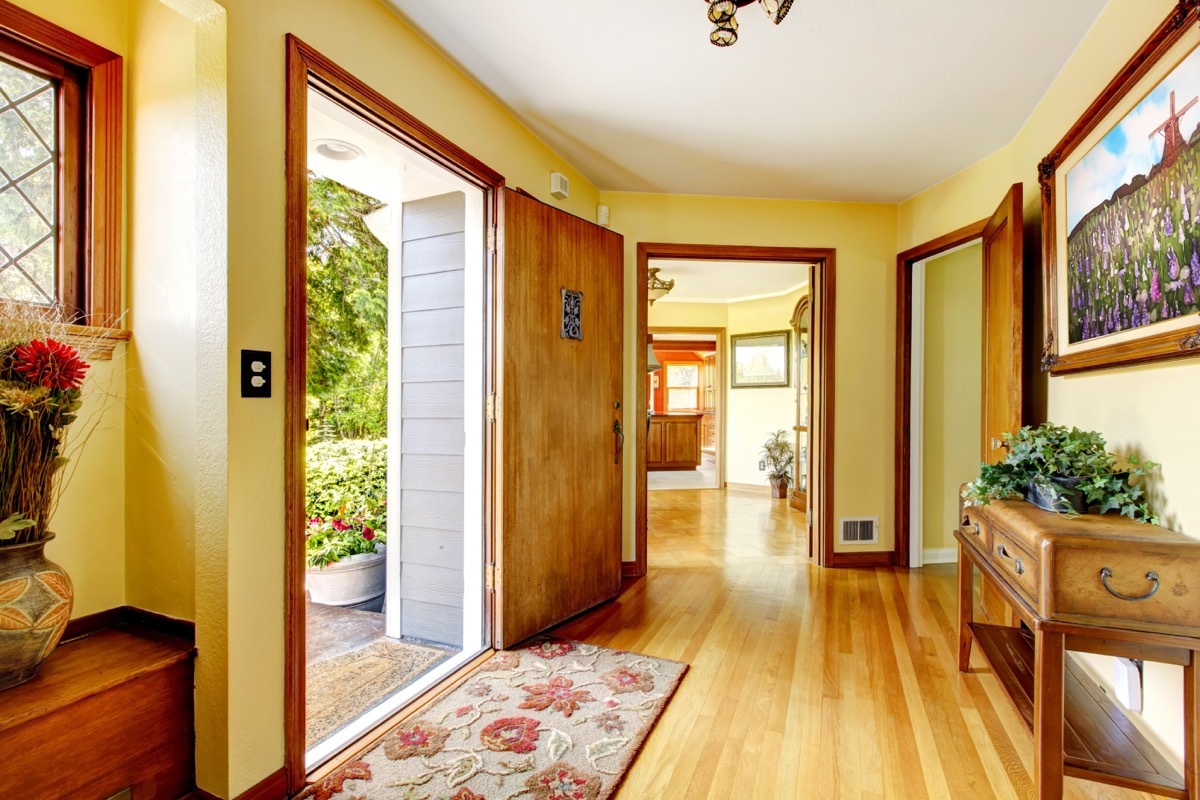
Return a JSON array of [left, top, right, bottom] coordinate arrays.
[[956, 497, 1200, 799]]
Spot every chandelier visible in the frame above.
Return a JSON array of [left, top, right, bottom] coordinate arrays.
[[707, 0, 793, 47], [647, 267, 674, 305]]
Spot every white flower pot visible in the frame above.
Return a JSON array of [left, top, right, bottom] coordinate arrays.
[[306, 545, 386, 611]]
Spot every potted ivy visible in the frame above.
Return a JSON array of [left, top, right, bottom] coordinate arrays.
[[305, 439, 388, 611], [963, 423, 1159, 523], [760, 429, 795, 499]]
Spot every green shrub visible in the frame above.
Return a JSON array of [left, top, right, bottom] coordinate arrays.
[[305, 439, 387, 567]]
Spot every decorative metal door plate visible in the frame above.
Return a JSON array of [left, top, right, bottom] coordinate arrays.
[[561, 288, 583, 341]]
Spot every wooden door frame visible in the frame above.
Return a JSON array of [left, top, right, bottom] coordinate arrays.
[[285, 36, 504, 793], [646, 325, 727, 495], [893, 219, 988, 569], [789, 294, 811, 515], [635, 243, 836, 572]]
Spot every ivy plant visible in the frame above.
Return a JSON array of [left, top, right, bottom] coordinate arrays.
[[962, 423, 1159, 524]]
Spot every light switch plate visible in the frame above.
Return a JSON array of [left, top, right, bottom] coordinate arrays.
[[241, 349, 272, 398]]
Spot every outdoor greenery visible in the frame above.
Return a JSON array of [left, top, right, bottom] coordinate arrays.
[[760, 429, 794, 483], [963, 423, 1159, 524], [306, 173, 389, 441], [305, 439, 387, 568]]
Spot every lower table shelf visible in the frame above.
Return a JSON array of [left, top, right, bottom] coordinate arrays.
[[970, 622, 1185, 798]]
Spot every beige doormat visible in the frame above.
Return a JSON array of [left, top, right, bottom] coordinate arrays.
[[307, 639, 452, 748], [299, 637, 687, 800]]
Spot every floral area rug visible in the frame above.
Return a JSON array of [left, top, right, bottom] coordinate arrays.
[[299, 637, 688, 800], [307, 640, 452, 749]]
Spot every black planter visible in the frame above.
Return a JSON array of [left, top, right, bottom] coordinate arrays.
[[1026, 476, 1088, 514]]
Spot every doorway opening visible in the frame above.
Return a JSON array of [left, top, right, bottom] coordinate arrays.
[[647, 329, 723, 491], [286, 38, 503, 789], [635, 245, 834, 571]]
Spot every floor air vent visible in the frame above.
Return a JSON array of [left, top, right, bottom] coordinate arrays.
[[839, 517, 879, 545]]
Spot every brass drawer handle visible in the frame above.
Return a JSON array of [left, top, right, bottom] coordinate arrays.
[[1099, 567, 1160, 602], [996, 544, 1024, 576]]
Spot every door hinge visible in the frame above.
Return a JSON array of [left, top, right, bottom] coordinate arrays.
[[486, 393, 496, 421], [487, 227, 497, 254], [485, 563, 497, 592]]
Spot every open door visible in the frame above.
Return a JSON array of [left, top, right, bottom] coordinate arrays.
[[494, 189, 624, 647], [981, 183, 1023, 464]]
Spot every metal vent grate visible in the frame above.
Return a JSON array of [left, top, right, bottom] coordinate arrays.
[[839, 517, 879, 544]]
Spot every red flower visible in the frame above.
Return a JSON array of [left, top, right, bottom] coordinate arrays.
[[528, 639, 575, 659], [519, 676, 594, 718], [300, 760, 371, 800], [332, 518, 351, 531], [451, 789, 486, 800], [600, 668, 654, 694], [525, 762, 602, 800], [362, 527, 375, 541], [11, 338, 89, 391], [480, 716, 541, 753], [382, 720, 449, 760]]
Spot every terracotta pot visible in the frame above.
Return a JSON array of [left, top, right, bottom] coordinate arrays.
[[770, 478, 790, 499], [0, 533, 73, 690], [306, 545, 386, 612]]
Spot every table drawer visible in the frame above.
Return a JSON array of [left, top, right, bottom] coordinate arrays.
[[1048, 544, 1200, 633], [990, 529, 1038, 603], [959, 507, 990, 553]]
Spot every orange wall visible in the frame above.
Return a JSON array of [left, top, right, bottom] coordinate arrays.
[[650, 349, 703, 413]]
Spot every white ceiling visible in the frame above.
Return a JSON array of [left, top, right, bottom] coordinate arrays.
[[382, 0, 1109, 203], [650, 259, 808, 304]]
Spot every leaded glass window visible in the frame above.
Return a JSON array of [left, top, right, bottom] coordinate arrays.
[[0, 57, 57, 305]]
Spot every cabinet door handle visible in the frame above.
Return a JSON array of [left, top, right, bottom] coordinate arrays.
[[613, 420, 624, 465], [1099, 567, 1160, 602]]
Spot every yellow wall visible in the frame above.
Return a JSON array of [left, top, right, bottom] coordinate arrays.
[[921, 244, 982, 557], [650, 289, 808, 488], [604, 192, 899, 555], [7, 0, 129, 617], [725, 289, 805, 486], [899, 0, 1188, 766]]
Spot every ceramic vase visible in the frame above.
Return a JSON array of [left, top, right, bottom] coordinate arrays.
[[0, 533, 73, 690]]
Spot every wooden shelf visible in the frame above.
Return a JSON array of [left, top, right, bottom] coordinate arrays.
[[970, 622, 1186, 798]]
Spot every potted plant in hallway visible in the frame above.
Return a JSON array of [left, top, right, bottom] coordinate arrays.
[[0, 305, 100, 690], [963, 422, 1159, 523], [760, 429, 794, 499], [305, 439, 388, 611]]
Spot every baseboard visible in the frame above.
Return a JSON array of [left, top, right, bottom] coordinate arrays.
[[724, 481, 770, 494], [829, 550, 895, 568], [64, 605, 196, 644], [235, 768, 288, 800], [621, 561, 643, 578], [922, 548, 957, 565]]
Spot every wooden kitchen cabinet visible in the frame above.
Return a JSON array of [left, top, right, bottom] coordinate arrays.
[[647, 414, 702, 470]]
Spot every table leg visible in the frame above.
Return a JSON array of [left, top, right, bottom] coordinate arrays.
[[1033, 627, 1065, 800], [1185, 650, 1199, 799], [957, 545, 973, 673]]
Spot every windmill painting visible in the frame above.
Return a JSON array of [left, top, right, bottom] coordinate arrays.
[[1064, 43, 1200, 344]]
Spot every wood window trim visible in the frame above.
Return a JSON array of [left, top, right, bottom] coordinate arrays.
[[663, 361, 700, 411], [0, 1, 124, 337]]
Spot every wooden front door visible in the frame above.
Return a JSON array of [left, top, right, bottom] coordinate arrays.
[[981, 184, 1024, 464], [494, 189, 624, 648]]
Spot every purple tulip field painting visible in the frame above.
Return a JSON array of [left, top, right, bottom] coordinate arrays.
[[1065, 43, 1200, 344]]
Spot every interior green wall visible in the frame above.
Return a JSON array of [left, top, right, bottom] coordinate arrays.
[[921, 244, 982, 557]]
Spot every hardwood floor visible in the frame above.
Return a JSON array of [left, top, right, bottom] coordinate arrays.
[[553, 489, 1157, 799]]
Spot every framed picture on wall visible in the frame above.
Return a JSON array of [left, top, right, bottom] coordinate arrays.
[[731, 330, 790, 388], [1041, 4, 1200, 374]]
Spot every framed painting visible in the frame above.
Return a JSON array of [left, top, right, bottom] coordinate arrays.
[[1041, 2, 1200, 374], [731, 330, 790, 388]]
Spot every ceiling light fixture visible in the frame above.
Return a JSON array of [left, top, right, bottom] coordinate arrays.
[[707, 0, 793, 47], [313, 138, 365, 162], [648, 267, 675, 305]]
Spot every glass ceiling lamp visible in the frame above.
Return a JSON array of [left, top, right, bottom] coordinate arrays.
[[647, 267, 675, 305], [708, 0, 793, 46], [647, 344, 663, 373]]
